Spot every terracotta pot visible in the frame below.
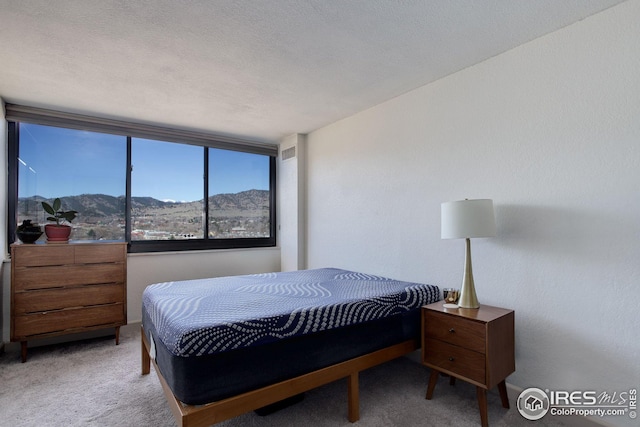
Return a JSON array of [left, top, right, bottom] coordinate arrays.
[[44, 224, 72, 242]]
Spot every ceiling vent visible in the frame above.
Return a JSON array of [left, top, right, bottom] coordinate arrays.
[[281, 146, 296, 160]]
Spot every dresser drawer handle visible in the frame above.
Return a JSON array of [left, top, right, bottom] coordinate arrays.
[[448, 328, 455, 333], [448, 357, 455, 362]]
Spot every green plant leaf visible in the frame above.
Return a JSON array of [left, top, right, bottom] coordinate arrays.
[[42, 199, 76, 224], [62, 211, 77, 222], [42, 202, 56, 215]]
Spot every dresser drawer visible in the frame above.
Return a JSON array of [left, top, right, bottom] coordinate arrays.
[[13, 263, 125, 291], [12, 245, 75, 267], [423, 310, 486, 353], [74, 244, 125, 264], [13, 303, 125, 338], [423, 338, 485, 384], [13, 284, 124, 314]]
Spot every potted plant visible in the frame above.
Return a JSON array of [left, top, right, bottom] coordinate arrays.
[[16, 219, 43, 244], [42, 198, 78, 242]]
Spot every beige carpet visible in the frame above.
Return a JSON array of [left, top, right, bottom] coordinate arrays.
[[0, 326, 566, 427]]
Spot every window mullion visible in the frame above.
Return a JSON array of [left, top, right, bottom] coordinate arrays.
[[125, 136, 132, 245], [203, 147, 209, 240]]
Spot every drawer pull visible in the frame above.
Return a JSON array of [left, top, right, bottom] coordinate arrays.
[[448, 357, 455, 362], [449, 328, 455, 333]]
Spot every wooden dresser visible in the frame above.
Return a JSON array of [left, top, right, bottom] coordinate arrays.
[[10, 242, 127, 362], [421, 302, 515, 427]]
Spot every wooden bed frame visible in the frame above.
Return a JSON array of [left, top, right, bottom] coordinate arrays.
[[141, 327, 418, 427]]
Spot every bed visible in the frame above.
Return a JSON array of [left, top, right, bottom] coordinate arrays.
[[141, 268, 439, 426]]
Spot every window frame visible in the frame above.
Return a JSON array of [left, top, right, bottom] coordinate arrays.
[[6, 105, 277, 253]]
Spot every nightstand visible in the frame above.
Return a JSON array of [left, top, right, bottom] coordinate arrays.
[[421, 302, 515, 427]]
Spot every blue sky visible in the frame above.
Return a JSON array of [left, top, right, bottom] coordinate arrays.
[[18, 124, 270, 202]]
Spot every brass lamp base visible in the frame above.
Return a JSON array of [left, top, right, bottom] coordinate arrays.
[[458, 238, 480, 309]]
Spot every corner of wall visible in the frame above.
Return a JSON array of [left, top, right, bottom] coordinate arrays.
[[277, 133, 307, 271]]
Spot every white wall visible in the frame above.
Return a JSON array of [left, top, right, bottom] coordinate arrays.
[[305, 2, 639, 426], [278, 134, 307, 271]]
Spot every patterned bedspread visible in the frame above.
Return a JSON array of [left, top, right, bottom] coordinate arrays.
[[142, 268, 439, 357]]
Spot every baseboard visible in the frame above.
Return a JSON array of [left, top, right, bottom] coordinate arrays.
[[505, 383, 619, 427]]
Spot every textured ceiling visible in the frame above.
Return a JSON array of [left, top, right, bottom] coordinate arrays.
[[0, 0, 626, 143]]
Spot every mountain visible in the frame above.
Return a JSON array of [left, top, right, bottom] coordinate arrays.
[[208, 189, 270, 211], [18, 190, 270, 219], [17, 190, 270, 241]]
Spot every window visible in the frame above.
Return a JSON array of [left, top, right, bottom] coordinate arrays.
[[208, 148, 272, 239], [16, 124, 127, 242], [131, 138, 205, 241], [7, 105, 277, 252]]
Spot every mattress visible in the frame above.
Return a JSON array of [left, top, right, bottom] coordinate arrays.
[[142, 268, 439, 404]]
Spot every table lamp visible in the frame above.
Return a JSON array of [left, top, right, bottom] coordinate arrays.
[[441, 199, 496, 308]]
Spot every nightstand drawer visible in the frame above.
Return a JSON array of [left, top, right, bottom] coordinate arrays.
[[423, 310, 486, 353], [423, 338, 485, 384]]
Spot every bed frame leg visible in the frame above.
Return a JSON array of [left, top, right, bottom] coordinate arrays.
[[348, 372, 360, 422], [141, 327, 151, 375]]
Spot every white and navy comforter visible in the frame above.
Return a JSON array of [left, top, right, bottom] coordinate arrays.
[[143, 268, 439, 357]]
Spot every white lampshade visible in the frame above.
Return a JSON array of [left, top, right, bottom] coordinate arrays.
[[441, 199, 496, 240]]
